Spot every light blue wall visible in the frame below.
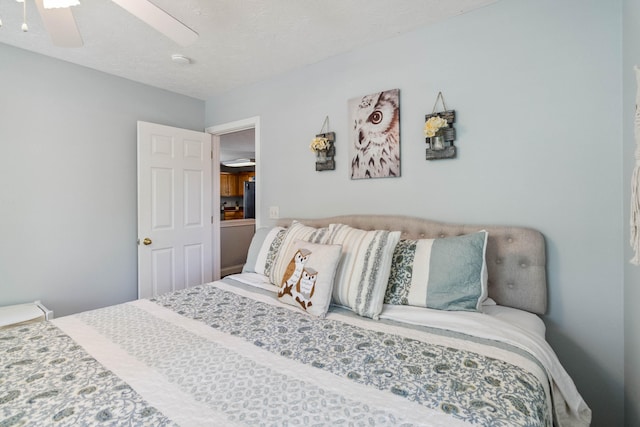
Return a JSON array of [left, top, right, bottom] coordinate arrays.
[[206, 0, 624, 425], [0, 43, 205, 317], [623, 0, 640, 425]]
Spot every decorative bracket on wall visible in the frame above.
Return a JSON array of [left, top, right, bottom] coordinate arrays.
[[425, 92, 457, 160]]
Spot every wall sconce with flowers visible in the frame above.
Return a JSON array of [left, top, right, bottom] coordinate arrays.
[[310, 116, 335, 171], [424, 92, 456, 160]]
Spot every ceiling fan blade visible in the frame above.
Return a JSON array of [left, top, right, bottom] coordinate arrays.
[[110, 0, 198, 47], [35, 0, 83, 47]]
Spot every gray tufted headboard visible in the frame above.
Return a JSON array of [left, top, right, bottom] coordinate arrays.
[[277, 214, 547, 315]]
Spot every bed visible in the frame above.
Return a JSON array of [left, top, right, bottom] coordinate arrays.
[[1, 214, 591, 426]]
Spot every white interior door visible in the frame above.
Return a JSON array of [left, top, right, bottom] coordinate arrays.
[[137, 121, 213, 299]]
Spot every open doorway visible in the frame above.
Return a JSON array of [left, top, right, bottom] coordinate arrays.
[[218, 130, 255, 276], [219, 129, 255, 220], [206, 117, 260, 280]]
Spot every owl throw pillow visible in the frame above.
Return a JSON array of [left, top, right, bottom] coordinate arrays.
[[276, 240, 342, 318], [269, 221, 331, 285]]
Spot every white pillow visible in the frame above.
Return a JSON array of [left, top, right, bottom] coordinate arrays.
[[276, 240, 342, 318], [325, 223, 401, 319], [225, 272, 278, 293]]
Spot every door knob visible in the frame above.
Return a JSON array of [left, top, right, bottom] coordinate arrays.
[[142, 238, 152, 246]]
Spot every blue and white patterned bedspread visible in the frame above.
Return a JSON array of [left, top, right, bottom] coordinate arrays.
[[1, 279, 562, 427]]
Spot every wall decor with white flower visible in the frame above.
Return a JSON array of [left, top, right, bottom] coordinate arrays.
[[310, 116, 335, 171], [424, 92, 456, 160]]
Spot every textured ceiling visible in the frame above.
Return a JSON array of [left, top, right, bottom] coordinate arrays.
[[0, 0, 496, 100], [220, 128, 255, 162]]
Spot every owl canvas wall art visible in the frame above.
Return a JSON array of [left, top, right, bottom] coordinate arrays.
[[348, 89, 400, 179]]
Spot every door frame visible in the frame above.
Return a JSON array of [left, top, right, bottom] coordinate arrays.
[[205, 116, 260, 281]]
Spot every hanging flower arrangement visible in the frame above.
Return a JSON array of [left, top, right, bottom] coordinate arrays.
[[310, 136, 330, 153], [424, 91, 457, 160], [310, 115, 336, 171], [424, 116, 449, 138]]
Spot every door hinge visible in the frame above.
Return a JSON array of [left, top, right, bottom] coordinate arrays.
[[211, 216, 214, 224]]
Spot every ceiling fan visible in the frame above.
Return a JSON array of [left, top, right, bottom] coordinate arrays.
[[28, 0, 198, 47]]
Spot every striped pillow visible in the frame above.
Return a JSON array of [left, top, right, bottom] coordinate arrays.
[[243, 226, 286, 276], [269, 221, 330, 285], [325, 223, 401, 319], [384, 231, 488, 311]]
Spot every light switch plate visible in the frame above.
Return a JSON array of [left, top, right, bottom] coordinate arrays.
[[269, 206, 279, 219]]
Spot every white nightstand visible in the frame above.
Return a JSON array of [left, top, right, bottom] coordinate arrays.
[[0, 301, 53, 329]]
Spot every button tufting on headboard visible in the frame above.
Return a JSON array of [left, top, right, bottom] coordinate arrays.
[[276, 214, 547, 314]]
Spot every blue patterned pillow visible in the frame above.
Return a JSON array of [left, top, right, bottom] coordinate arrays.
[[384, 231, 488, 311]]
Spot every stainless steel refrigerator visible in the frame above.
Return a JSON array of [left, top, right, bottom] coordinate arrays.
[[243, 181, 255, 219]]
